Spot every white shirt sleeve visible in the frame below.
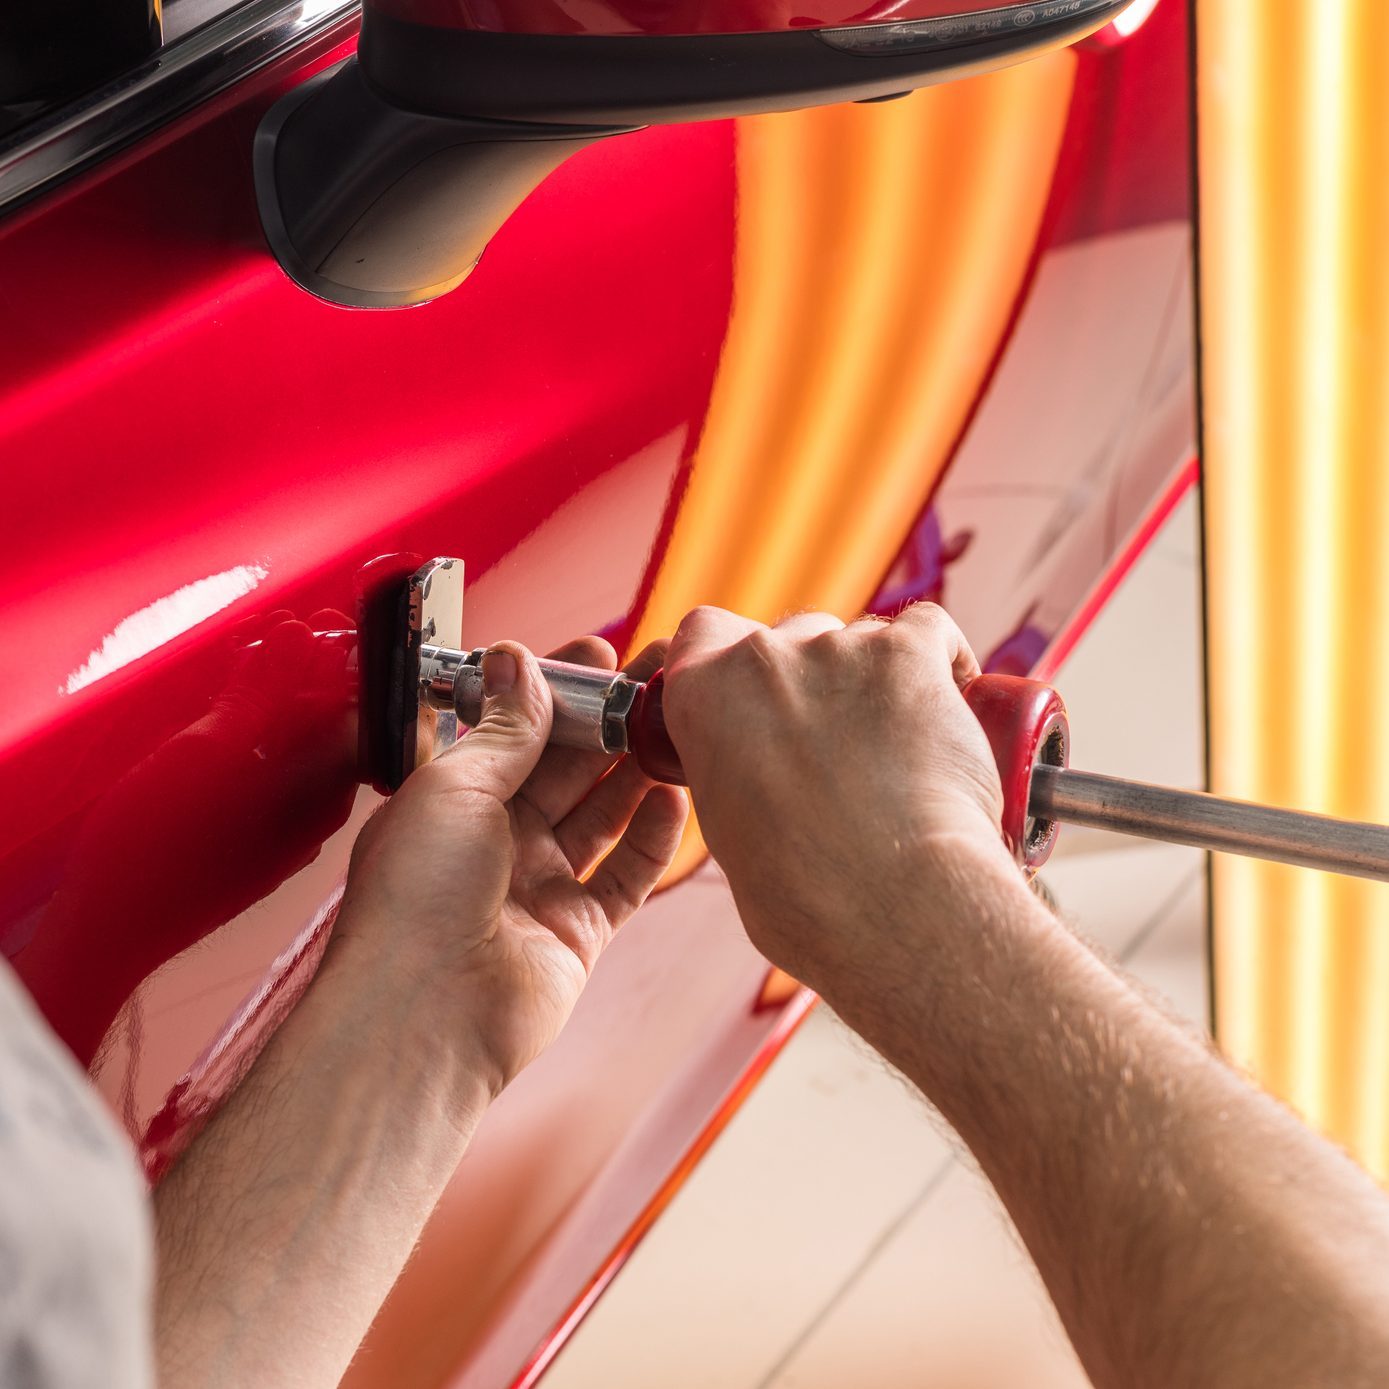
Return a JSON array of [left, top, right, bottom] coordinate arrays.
[[0, 960, 153, 1388]]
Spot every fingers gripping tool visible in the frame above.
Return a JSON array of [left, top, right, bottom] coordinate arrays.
[[376, 559, 1389, 883]]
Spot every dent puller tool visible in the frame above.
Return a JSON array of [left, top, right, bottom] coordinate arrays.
[[368, 558, 1389, 882]]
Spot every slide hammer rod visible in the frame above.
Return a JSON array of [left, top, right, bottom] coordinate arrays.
[[1030, 764, 1389, 884]]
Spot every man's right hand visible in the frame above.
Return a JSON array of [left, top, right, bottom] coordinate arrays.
[[662, 604, 1014, 999], [667, 605, 1389, 1389]]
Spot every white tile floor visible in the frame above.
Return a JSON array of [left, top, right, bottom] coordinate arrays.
[[544, 490, 1208, 1389]]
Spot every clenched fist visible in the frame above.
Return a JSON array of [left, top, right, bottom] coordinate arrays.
[[661, 604, 1011, 1005]]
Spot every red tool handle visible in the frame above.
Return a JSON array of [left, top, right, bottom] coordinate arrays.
[[962, 674, 1069, 871], [625, 670, 1069, 872], [627, 669, 684, 786]]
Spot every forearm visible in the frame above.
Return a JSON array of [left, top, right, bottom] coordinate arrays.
[[153, 929, 490, 1389], [147, 633, 683, 1387], [826, 835, 1389, 1389]]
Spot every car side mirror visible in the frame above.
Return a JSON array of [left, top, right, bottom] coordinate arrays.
[[255, 0, 1130, 308]]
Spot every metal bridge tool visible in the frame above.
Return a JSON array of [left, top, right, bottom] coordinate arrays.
[[377, 559, 1389, 883]]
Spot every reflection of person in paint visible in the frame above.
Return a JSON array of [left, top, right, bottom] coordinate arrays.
[[7, 607, 1389, 1388]]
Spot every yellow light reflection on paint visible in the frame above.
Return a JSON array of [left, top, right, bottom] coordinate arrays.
[[632, 57, 1077, 880], [1199, 0, 1389, 1177]]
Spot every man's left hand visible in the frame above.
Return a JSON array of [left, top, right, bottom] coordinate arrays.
[[335, 636, 688, 1104]]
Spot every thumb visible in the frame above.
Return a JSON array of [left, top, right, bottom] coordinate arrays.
[[443, 641, 553, 802]]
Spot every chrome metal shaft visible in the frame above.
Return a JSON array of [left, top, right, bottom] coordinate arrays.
[[419, 645, 640, 756], [1030, 765, 1389, 883]]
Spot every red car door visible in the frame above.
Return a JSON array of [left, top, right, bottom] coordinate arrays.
[[0, 1, 1191, 1383]]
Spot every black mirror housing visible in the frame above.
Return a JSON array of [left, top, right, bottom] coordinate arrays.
[[256, 0, 1130, 308], [361, 1, 1126, 125]]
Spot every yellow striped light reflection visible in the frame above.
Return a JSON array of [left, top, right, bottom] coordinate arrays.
[[1199, 0, 1389, 1177], [631, 56, 1077, 881]]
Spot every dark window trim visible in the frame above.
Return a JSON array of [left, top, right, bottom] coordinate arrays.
[[0, 0, 359, 216]]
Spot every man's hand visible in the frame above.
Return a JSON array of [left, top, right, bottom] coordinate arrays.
[[154, 635, 686, 1389], [661, 604, 1009, 999], [669, 603, 1389, 1389], [336, 635, 688, 1103]]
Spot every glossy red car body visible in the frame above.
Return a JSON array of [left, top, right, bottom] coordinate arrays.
[[0, 2, 1191, 1384]]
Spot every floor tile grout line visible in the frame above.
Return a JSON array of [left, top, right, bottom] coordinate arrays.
[[1116, 862, 1204, 965], [750, 1153, 958, 1389]]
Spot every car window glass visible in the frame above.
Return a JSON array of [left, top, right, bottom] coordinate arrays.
[[0, 0, 265, 143]]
